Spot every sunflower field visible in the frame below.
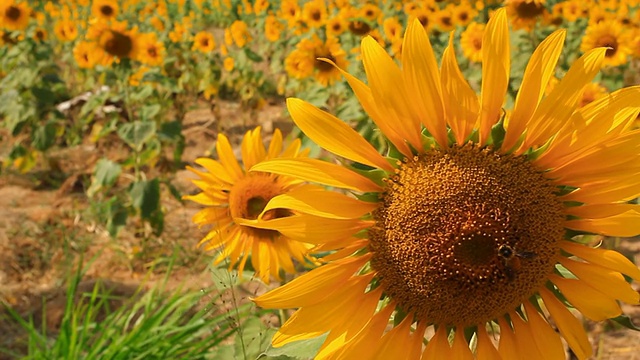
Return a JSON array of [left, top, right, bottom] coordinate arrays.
[[1, 0, 640, 359]]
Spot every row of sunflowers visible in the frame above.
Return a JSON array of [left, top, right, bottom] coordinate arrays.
[[2, 0, 640, 358]]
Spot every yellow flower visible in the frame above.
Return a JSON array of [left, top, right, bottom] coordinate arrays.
[[138, 32, 165, 66], [1, 0, 30, 31], [53, 19, 78, 42], [184, 127, 316, 283], [87, 20, 141, 64], [33, 27, 46, 42], [253, 0, 269, 15], [230, 20, 252, 48], [302, 0, 327, 28], [223, 57, 234, 72], [581, 19, 633, 67], [460, 21, 485, 63], [433, 7, 455, 32], [408, 7, 435, 33], [452, 0, 477, 26], [505, 0, 548, 30], [252, 9, 640, 359], [73, 41, 103, 69], [382, 17, 403, 43], [287, 35, 348, 86], [129, 65, 150, 86], [285, 48, 314, 80], [92, 0, 119, 21], [325, 16, 347, 37], [561, 0, 586, 22], [265, 15, 284, 42], [278, 0, 300, 28], [192, 31, 215, 53]]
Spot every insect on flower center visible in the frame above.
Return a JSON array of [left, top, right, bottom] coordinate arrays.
[[369, 144, 565, 326]]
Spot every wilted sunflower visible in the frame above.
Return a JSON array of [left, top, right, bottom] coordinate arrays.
[[184, 127, 316, 283], [1, 0, 30, 31], [91, 0, 119, 21], [251, 9, 640, 359], [581, 19, 633, 67]]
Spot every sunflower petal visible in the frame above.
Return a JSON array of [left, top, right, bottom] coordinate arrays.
[[194, 158, 234, 184], [539, 287, 593, 360], [250, 158, 382, 192], [503, 29, 566, 151], [564, 210, 640, 237], [442, 33, 479, 145], [263, 185, 378, 219], [287, 98, 393, 172], [216, 133, 244, 180], [565, 203, 639, 219], [522, 48, 607, 149], [550, 275, 622, 321], [451, 328, 474, 360], [497, 317, 519, 360], [375, 316, 417, 360], [320, 58, 413, 157], [423, 326, 451, 358], [362, 36, 423, 150], [254, 255, 371, 308], [402, 18, 448, 148], [478, 8, 509, 145], [267, 128, 283, 159], [523, 302, 565, 360], [559, 257, 640, 304], [561, 241, 640, 281], [476, 326, 502, 360]]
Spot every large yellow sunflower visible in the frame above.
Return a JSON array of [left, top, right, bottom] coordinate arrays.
[[0, 0, 30, 31], [250, 8, 640, 359], [185, 127, 316, 283]]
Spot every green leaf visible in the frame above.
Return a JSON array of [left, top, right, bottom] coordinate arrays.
[[244, 48, 264, 62], [33, 121, 57, 151], [87, 158, 122, 197], [129, 178, 160, 219], [130, 84, 154, 102], [31, 87, 57, 105], [610, 314, 640, 331], [158, 120, 183, 142], [117, 121, 156, 151], [261, 333, 327, 359], [106, 197, 128, 237], [140, 103, 161, 121]]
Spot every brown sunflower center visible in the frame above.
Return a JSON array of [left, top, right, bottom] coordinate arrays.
[[311, 10, 321, 21], [515, 1, 545, 19], [229, 173, 291, 239], [348, 20, 371, 36], [596, 35, 618, 57], [369, 144, 565, 326], [458, 12, 469, 22], [472, 37, 482, 51], [314, 52, 336, 72], [440, 16, 452, 27], [101, 30, 133, 58], [100, 5, 114, 17], [6, 5, 21, 20]]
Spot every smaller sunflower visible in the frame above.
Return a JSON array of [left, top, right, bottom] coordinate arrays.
[[297, 35, 349, 86], [73, 41, 103, 69], [408, 7, 435, 33], [33, 27, 46, 42], [581, 19, 633, 67], [505, 0, 548, 31], [138, 32, 165, 66], [92, 0, 119, 21], [192, 31, 215, 53], [382, 17, 403, 43], [229, 20, 252, 48], [325, 16, 346, 37], [452, 0, 477, 26], [285, 48, 315, 80], [223, 57, 234, 72], [265, 15, 284, 42], [460, 21, 485, 63], [88, 20, 140, 63], [434, 7, 455, 32], [184, 127, 316, 283], [302, 0, 327, 28], [53, 19, 78, 42], [1, 0, 30, 31]]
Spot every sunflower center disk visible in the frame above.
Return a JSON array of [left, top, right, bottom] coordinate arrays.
[[369, 144, 565, 326], [229, 173, 289, 240]]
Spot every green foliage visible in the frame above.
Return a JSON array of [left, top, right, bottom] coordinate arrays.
[[2, 266, 248, 359]]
